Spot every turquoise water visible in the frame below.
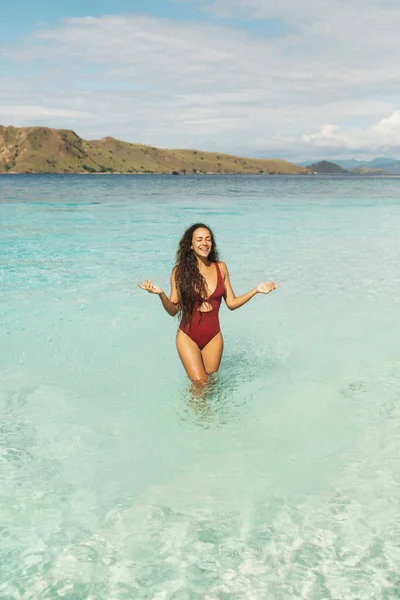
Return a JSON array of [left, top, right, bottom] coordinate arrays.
[[1, 174, 400, 599]]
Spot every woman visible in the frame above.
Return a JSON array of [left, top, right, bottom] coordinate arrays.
[[138, 223, 279, 383]]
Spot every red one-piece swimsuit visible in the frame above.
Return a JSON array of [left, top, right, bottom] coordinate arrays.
[[180, 261, 226, 350]]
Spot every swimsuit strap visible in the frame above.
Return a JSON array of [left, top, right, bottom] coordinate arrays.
[[211, 261, 224, 297], [215, 261, 222, 283]]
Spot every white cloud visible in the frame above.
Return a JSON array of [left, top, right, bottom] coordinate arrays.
[[302, 110, 400, 151], [1, 4, 400, 159], [0, 104, 91, 120]]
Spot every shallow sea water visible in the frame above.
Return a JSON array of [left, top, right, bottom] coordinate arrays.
[[1, 174, 400, 599]]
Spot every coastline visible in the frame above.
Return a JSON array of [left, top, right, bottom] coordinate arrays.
[[1, 171, 399, 176]]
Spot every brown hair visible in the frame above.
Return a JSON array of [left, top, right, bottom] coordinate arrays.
[[175, 223, 219, 326]]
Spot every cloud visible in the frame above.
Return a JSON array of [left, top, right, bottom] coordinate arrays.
[[1, 5, 400, 159], [302, 110, 400, 151], [0, 104, 91, 120]]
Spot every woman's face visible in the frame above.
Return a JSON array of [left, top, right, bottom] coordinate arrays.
[[191, 227, 212, 260]]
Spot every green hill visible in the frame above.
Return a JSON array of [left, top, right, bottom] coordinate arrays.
[[307, 160, 349, 174], [0, 126, 310, 175], [351, 166, 388, 175]]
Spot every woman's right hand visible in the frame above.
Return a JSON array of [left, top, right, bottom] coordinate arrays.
[[137, 279, 163, 295]]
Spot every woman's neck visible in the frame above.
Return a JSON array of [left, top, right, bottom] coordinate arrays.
[[197, 256, 211, 270]]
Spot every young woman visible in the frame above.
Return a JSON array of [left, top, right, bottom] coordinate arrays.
[[138, 223, 279, 383]]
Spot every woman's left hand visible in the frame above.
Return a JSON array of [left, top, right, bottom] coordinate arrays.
[[137, 279, 163, 295], [256, 281, 280, 294]]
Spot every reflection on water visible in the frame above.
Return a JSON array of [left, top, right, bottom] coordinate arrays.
[[179, 340, 278, 428], [186, 373, 237, 428]]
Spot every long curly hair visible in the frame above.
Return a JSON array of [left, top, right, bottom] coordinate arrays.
[[175, 223, 219, 326]]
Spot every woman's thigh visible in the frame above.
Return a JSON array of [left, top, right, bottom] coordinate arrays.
[[201, 333, 224, 374], [176, 329, 208, 382]]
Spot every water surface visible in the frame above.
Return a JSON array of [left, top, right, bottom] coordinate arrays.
[[1, 174, 400, 598]]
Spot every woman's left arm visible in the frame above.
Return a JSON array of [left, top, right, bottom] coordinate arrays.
[[220, 262, 280, 311]]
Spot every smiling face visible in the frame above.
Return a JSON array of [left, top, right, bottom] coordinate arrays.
[[191, 227, 212, 260]]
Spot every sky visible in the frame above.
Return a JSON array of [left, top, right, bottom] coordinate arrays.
[[1, 0, 400, 161]]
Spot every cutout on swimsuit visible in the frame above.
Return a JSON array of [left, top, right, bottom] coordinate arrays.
[[198, 301, 213, 313]]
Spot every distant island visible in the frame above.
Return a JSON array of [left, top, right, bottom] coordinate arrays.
[[332, 157, 400, 172], [0, 126, 310, 175], [351, 166, 388, 175], [302, 157, 400, 175], [307, 160, 348, 174], [307, 160, 393, 175]]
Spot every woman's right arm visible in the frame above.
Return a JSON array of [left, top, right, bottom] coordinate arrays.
[[137, 268, 179, 317], [159, 268, 179, 316]]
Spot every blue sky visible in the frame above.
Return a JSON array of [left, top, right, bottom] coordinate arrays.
[[2, 0, 400, 160], [2, 0, 290, 40]]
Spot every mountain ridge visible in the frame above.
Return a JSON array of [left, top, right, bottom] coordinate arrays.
[[300, 156, 400, 174], [0, 126, 310, 175]]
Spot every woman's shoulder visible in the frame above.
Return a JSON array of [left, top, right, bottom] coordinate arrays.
[[216, 261, 229, 276]]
